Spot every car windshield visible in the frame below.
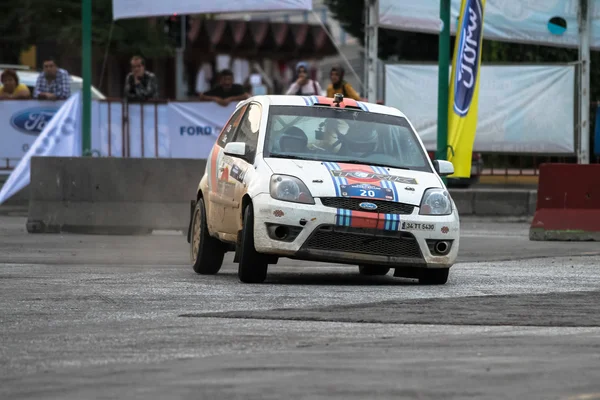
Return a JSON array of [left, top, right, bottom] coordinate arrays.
[[263, 105, 432, 173]]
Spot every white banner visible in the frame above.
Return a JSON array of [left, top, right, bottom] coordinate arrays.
[[0, 93, 81, 205], [385, 64, 575, 153], [379, 0, 600, 49], [112, 0, 313, 20], [0, 100, 66, 163], [168, 102, 238, 159], [95, 101, 170, 158]]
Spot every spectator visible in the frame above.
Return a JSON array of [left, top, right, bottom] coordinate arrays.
[[124, 56, 158, 101], [199, 69, 249, 107], [34, 57, 71, 100], [0, 69, 31, 99], [285, 61, 322, 96], [326, 65, 361, 100]]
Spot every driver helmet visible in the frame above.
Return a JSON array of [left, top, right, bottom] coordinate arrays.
[[341, 125, 379, 154], [312, 119, 350, 154], [279, 126, 308, 153]]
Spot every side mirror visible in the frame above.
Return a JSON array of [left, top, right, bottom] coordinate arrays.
[[432, 160, 454, 176], [223, 142, 247, 158]]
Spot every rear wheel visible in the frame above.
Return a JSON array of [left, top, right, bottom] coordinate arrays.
[[358, 265, 390, 276], [238, 204, 269, 283], [190, 198, 226, 274], [418, 268, 449, 285]]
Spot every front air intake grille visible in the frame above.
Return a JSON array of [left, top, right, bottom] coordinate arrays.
[[303, 225, 423, 259], [320, 197, 414, 215]]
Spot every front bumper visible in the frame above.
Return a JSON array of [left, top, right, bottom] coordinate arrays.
[[252, 193, 459, 268]]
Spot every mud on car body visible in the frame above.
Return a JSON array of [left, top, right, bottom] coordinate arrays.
[[187, 94, 460, 284]]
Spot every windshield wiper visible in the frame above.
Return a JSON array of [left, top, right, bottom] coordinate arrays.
[[268, 154, 309, 160], [338, 160, 411, 170]]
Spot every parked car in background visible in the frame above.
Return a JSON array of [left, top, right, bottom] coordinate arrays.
[[0, 64, 105, 99], [427, 151, 484, 188]]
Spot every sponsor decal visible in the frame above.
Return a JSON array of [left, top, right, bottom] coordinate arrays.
[[359, 202, 378, 211], [180, 126, 221, 136], [330, 170, 417, 185], [219, 165, 229, 181], [230, 164, 246, 183], [402, 222, 435, 231], [10, 107, 59, 135], [340, 183, 393, 200], [441, 226, 450, 234], [322, 162, 403, 231], [453, 0, 484, 117]]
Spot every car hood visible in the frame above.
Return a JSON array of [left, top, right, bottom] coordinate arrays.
[[263, 158, 443, 206]]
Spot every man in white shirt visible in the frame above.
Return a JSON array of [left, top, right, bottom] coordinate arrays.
[[285, 61, 322, 96]]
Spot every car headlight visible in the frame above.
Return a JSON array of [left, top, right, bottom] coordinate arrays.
[[269, 174, 315, 204], [419, 188, 452, 215]]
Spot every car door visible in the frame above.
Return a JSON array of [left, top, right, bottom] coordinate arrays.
[[206, 104, 248, 235], [219, 102, 262, 236]]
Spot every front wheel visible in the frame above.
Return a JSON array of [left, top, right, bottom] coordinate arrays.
[[418, 268, 449, 285], [358, 265, 390, 276], [238, 204, 269, 283], [190, 198, 226, 274]]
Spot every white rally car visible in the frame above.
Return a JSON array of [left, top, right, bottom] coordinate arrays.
[[187, 94, 459, 284]]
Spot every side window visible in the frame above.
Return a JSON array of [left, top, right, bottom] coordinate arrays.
[[233, 103, 262, 163], [216, 105, 247, 148]]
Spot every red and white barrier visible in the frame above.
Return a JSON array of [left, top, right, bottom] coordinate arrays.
[[529, 163, 600, 241]]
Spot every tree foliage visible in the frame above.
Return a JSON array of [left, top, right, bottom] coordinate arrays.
[[0, 0, 174, 64]]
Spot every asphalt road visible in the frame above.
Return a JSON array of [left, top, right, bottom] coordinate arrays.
[[1, 212, 600, 400]]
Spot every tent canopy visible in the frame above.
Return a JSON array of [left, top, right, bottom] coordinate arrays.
[[112, 0, 313, 20], [379, 0, 600, 50]]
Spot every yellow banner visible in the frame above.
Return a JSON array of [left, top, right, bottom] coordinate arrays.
[[447, 0, 486, 178]]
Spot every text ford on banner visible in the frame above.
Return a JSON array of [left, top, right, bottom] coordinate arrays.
[[0, 93, 81, 206], [447, 0, 486, 178], [168, 102, 237, 159], [0, 100, 66, 161]]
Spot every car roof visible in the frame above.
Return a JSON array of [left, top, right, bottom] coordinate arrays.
[[238, 95, 407, 119]]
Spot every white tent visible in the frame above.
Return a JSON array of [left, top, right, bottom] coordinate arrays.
[[112, 0, 312, 20]]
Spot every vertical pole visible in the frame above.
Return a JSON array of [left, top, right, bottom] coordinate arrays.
[[82, 0, 92, 155], [175, 15, 187, 100], [364, 0, 378, 102], [578, 0, 590, 164], [436, 0, 451, 162]]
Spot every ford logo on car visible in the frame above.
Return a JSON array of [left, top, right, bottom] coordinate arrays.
[[359, 202, 378, 211], [453, 0, 484, 117], [10, 107, 59, 135]]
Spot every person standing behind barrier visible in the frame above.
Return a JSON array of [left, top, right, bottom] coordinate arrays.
[[326, 65, 361, 100], [0, 69, 31, 99], [199, 69, 250, 107], [34, 57, 71, 100], [124, 56, 159, 101], [285, 62, 322, 96]]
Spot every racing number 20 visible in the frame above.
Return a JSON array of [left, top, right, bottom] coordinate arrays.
[[360, 189, 376, 197]]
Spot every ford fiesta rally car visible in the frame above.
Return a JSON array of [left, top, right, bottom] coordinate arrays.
[[187, 94, 459, 284]]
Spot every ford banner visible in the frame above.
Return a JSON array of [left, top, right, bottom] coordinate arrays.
[[1, 100, 65, 160]]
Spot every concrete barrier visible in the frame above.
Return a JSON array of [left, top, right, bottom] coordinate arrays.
[[23, 157, 538, 235], [26, 157, 206, 234], [529, 163, 600, 241]]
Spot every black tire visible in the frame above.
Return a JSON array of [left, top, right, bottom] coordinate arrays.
[[238, 204, 269, 283], [190, 198, 226, 274], [358, 265, 390, 276], [419, 268, 450, 285]]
